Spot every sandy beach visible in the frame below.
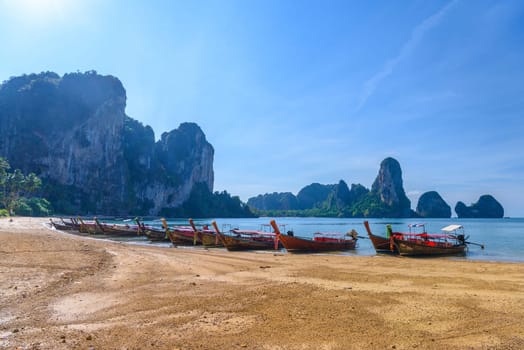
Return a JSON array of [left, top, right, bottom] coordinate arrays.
[[0, 218, 523, 349]]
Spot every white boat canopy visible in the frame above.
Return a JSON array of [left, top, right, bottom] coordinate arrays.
[[441, 224, 463, 232]]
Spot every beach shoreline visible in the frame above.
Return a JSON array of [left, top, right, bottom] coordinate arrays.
[[1, 217, 523, 349]]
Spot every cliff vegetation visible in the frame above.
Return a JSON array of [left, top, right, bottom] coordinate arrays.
[[0, 157, 51, 216]]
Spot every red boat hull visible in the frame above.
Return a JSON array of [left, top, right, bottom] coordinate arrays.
[[218, 232, 279, 251], [278, 234, 356, 252], [363, 221, 395, 253], [393, 238, 466, 256]]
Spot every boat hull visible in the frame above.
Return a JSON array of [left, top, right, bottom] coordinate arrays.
[[218, 233, 278, 251], [394, 239, 466, 256], [50, 219, 77, 231], [167, 229, 200, 245], [143, 228, 168, 241], [279, 234, 356, 252], [99, 225, 139, 236], [198, 231, 223, 247], [368, 234, 392, 252], [363, 221, 395, 253], [79, 222, 103, 234]]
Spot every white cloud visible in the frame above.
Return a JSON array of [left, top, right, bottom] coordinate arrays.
[[355, 0, 458, 112]]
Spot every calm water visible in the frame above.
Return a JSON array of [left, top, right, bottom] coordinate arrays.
[[134, 217, 524, 263]]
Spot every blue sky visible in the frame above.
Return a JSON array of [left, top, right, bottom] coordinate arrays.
[[1, 0, 523, 216]]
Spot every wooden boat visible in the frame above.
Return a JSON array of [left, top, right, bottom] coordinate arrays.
[[363, 221, 397, 253], [136, 219, 169, 242], [391, 223, 467, 256], [211, 221, 279, 251], [77, 217, 103, 234], [94, 218, 140, 236], [49, 218, 77, 231], [189, 219, 222, 247], [270, 220, 357, 252], [161, 218, 201, 245]]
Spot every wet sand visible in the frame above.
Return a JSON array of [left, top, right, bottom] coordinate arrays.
[[1, 217, 523, 349]]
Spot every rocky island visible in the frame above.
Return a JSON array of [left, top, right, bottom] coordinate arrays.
[[248, 157, 414, 218], [416, 191, 452, 218], [248, 157, 505, 219], [455, 195, 504, 218]]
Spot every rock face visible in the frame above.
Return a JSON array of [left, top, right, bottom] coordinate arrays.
[[247, 157, 412, 218], [296, 183, 335, 209], [416, 191, 451, 218], [148, 123, 214, 213], [347, 183, 369, 204], [324, 180, 351, 210], [246, 192, 299, 211], [371, 157, 411, 217], [247, 183, 339, 211], [455, 195, 504, 218], [0, 71, 214, 215]]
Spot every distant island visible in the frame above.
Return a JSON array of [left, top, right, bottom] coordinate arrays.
[[248, 158, 505, 219], [455, 195, 504, 218]]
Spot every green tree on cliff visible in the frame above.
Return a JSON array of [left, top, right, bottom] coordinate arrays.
[[0, 157, 45, 216]]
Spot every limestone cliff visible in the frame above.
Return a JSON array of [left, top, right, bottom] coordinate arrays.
[[324, 180, 351, 211], [370, 157, 412, 217], [296, 183, 336, 209], [0, 71, 215, 215], [416, 191, 451, 218], [455, 195, 504, 218], [247, 182, 340, 211], [141, 122, 214, 214], [247, 192, 299, 211]]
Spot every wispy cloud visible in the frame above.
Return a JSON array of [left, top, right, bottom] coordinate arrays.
[[355, 0, 458, 112]]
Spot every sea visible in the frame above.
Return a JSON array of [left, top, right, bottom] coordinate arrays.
[[115, 217, 524, 263]]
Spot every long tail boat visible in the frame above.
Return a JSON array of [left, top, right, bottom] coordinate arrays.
[[77, 217, 103, 234], [49, 218, 77, 231], [161, 218, 201, 245], [364, 221, 484, 256], [270, 220, 357, 252], [211, 221, 280, 251], [363, 221, 397, 253], [189, 218, 222, 247], [68, 218, 83, 231], [135, 218, 169, 242], [392, 223, 468, 256], [94, 218, 141, 236]]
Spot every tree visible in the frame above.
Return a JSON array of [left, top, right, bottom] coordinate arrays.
[[0, 157, 42, 215], [0, 157, 9, 183]]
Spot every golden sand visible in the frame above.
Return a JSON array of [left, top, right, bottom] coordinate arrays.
[[1, 217, 523, 349]]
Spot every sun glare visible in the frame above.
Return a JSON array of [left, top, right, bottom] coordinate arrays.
[[2, 0, 74, 23]]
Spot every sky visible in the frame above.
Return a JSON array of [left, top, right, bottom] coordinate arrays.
[[1, 0, 523, 216]]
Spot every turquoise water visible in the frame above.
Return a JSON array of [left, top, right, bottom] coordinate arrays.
[[138, 217, 524, 262]]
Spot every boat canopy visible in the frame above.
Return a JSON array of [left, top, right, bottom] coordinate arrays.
[[408, 223, 426, 227], [441, 224, 463, 232]]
